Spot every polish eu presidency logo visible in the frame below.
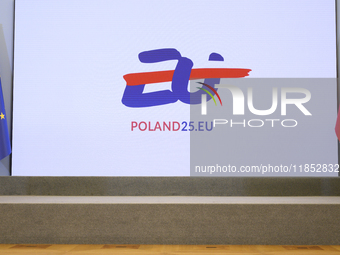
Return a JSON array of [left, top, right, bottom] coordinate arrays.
[[121, 48, 251, 107]]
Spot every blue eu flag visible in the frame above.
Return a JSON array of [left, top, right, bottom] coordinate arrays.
[[0, 78, 11, 160]]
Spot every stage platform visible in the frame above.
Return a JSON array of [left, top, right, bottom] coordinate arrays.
[[1, 177, 340, 196], [0, 196, 339, 245]]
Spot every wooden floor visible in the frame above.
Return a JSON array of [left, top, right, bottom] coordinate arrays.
[[0, 245, 339, 254]]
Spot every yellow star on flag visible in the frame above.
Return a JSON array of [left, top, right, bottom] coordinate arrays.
[[0, 113, 5, 119]]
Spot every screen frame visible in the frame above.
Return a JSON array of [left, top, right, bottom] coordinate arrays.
[[2, 0, 339, 183]]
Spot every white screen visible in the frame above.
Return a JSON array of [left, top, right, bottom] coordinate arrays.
[[12, 0, 337, 176]]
